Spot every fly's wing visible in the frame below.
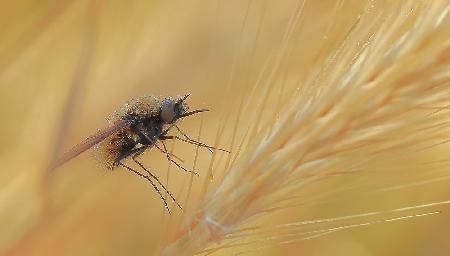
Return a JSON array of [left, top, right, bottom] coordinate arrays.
[[53, 120, 131, 168]]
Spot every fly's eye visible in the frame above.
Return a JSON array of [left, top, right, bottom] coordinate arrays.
[[161, 99, 176, 123]]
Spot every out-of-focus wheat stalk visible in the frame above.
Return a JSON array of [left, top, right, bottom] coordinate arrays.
[[162, 1, 449, 255]]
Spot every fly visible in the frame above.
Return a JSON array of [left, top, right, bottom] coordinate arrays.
[[54, 94, 228, 214]]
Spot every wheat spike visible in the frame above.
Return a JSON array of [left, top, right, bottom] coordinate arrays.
[[162, 1, 450, 255]]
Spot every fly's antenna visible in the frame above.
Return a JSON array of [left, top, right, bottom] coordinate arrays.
[[174, 94, 190, 108], [178, 94, 190, 104]]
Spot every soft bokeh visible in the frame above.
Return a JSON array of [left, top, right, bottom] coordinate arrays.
[[1, 1, 449, 255]]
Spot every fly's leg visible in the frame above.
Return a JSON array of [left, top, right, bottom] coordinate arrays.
[[136, 132, 189, 174], [131, 155, 182, 210], [154, 141, 198, 176], [131, 144, 184, 163], [135, 130, 191, 172], [174, 125, 230, 153], [174, 125, 212, 153], [119, 162, 172, 214], [161, 134, 230, 153]]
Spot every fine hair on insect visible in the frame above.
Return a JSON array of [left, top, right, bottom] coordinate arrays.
[[55, 94, 229, 214]]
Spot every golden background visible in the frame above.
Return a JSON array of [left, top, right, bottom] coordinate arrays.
[[1, 0, 449, 255]]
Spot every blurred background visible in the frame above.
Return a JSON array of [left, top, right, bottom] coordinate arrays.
[[1, 0, 449, 255]]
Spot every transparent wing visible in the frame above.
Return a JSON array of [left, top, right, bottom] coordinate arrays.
[[54, 120, 131, 168]]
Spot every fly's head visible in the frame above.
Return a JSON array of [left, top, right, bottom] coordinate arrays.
[[160, 95, 189, 124], [160, 94, 209, 124]]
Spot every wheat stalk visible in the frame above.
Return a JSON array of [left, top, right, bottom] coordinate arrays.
[[162, 1, 450, 255]]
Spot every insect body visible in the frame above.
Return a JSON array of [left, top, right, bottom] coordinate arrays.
[[95, 94, 189, 169], [55, 94, 226, 213]]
